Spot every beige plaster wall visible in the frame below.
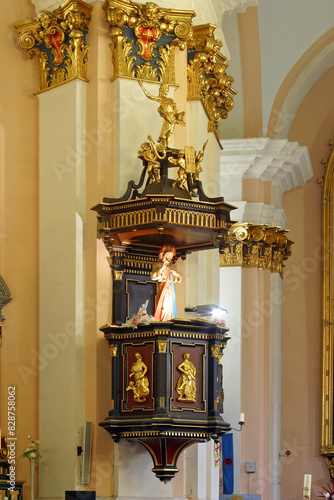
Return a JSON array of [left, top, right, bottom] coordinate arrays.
[[237, 7, 263, 138], [281, 65, 334, 498], [240, 269, 271, 498], [0, 1, 39, 499], [243, 179, 271, 206]]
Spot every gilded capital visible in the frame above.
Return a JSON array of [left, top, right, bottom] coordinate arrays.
[[157, 340, 167, 353], [14, 0, 93, 94], [113, 270, 124, 280], [187, 24, 236, 141], [211, 345, 221, 358], [108, 344, 118, 357], [103, 0, 195, 84], [220, 223, 293, 277]]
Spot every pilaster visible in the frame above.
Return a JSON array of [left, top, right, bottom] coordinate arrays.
[[38, 78, 87, 498], [269, 273, 281, 500]]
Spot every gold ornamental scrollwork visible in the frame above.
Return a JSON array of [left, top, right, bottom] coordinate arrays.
[[220, 222, 293, 277], [108, 344, 118, 357], [320, 140, 334, 473], [211, 345, 221, 358], [14, 0, 93, 94], [157, 340, 167, 353], [187, 24, 236, 143], [113, 270, 124, 280], [0, 436, 8, 460], [103, 0, 195, 84]]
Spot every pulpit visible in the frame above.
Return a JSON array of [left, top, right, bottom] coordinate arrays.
[[99, 319, 230, 481]]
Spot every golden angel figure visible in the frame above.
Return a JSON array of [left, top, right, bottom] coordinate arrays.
[[138, 135, 166, 183], [139, 81, 186, 148]]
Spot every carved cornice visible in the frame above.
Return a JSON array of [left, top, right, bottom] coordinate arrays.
[[14, 0, 93, 94], [220, 222, 293, 277], [187, 24, 236, 142], [103, 0, 195, 84], [220, 138, 313, 205]]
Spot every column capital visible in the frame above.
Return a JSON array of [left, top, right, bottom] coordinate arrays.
[[14, 0, 93, 94]]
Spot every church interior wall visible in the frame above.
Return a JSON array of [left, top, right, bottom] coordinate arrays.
[[280, 64, 334, 498], [1, 1, 40, 497]]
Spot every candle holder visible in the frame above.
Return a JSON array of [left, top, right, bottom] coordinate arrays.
[[231, 415, 245, 432]]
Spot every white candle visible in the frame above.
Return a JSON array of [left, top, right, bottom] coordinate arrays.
[[303, 474, 311, 498], [239, 412, 245, 423]]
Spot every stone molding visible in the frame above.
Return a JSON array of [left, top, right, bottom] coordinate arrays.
[[220, 137, 313, 197], [229, 201, 287, 229]]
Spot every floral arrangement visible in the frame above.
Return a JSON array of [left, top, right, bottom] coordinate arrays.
[[125, 300, 154, 330], [319, 484, 334, 499], [214, 318, 226, 328], [22, 436, 41, 459]]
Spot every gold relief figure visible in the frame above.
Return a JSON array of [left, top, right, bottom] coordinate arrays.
[[138, 81, 186, 147], [151, 245, 182, 321], [194, 140, 208, 181], [176, 353, 197, 403], [126, 353, 150, 403], [169, 151, 188, 190], [138, 135, 166, 183]]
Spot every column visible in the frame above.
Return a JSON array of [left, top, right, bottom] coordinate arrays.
[[38, 79, 87, 498], [269, 274, 281, 500], [15, 2, 94, 497]]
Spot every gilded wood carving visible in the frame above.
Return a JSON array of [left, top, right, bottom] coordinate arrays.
[[126, 352, 150, 402], [220, 222, 293, 277], [103, 0, 195, 84], [187, 24, 237, 143], [14, 0, 93, 94]]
